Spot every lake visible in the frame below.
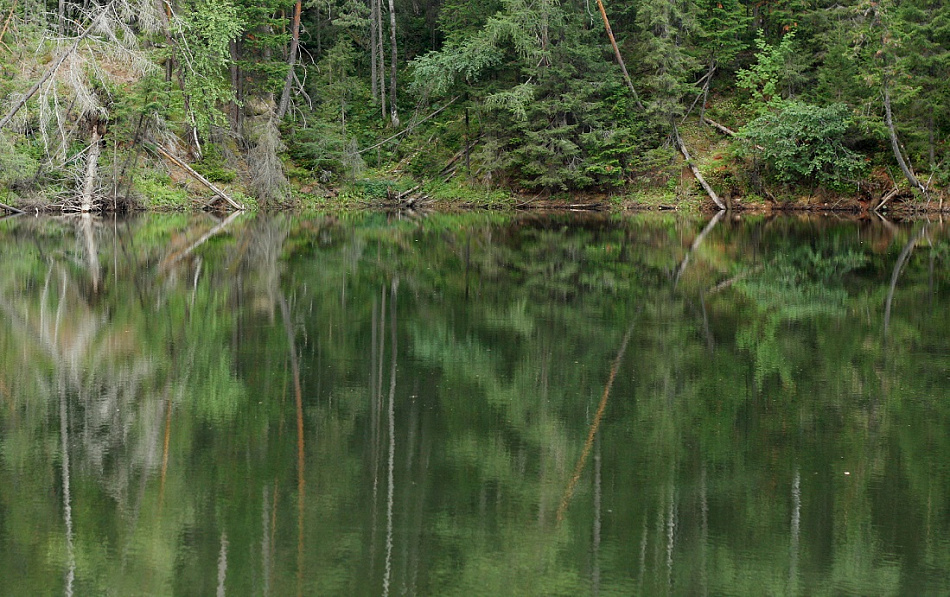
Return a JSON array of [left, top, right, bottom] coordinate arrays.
[[0, 211, 948, 596]]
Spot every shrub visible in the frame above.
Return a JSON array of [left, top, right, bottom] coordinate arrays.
[[738, 101, 867, 190]]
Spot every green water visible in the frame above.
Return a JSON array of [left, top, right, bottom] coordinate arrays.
[[0, 212, 948, 596]]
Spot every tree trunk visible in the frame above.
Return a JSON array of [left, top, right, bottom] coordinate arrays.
[[370, 0, 378, 101], [81, 125, 102, 212], [699, 61, 715, 124], [883, 83, 926, 196], [387, 0, 398, 126], [377, 0, 386, 119], [594, 0, 644, 111], [229, 38, 241, 130], [277, 0, 303, 119]]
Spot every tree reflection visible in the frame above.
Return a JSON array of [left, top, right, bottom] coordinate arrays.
[[0, 213, 948, 595]]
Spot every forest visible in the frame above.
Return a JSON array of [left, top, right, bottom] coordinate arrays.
[[0, 0, 948, 211]]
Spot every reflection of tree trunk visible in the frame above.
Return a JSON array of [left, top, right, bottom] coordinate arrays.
[[787, 469, 800, 595], [60, 379, 76, 597], [591, 435, 601, 597], [675, 211, 723, 288], [699, 291, 714, 352], [262, 486, 271, 597], [161, 211, 242, 270], [369, 296, 381, 578], [278, 293, 305, 597], [217, 531, 229, 597], [700, 467, 708, 597], [884, 226, 926, 335], [637, 516, 648, 594], [557, 323, 634, 522], [158, 388, 172, 511], [665, 483, 676, 593], [80, 214, 101, 292], [383, 279, 398, 597]]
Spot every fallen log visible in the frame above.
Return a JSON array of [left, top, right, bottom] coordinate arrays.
[[674, 126, 725, 210], [702, 116, 765, 151], [0, 201, 24, 214], [151, 144, 245, 210]]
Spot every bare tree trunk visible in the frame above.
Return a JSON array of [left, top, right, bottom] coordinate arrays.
[[277, 0, 303, 119], [377, 0, 387, 119], [883, 83, 927, 196], [594, 0, 644, 110], [370, 0, 378, 102], [387, 0, 398, 126], [699, 61, 714, 124], [81, 125, 102, 212], [0, 201, 24, 214]]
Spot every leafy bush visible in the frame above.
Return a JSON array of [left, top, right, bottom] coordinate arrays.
[[738, 101, 867, 190]]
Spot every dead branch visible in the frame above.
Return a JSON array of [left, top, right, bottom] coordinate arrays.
[[874, 186, 900, 212], [357, 96, 459, 154], [0, 2, 113, 131], [0, 0, 18, 50], [701, 116, 737, 137]]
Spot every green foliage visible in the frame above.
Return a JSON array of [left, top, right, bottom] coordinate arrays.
[[0, 134, 38, 187], [134, 172, 191, 209], [736, 32, 809, 111], [192, 147, 237, 183], [739, 101, 867, 189], [178, 0, 245, 136]]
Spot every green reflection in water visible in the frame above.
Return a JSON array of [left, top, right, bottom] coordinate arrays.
[[0, 212, 948, 596]]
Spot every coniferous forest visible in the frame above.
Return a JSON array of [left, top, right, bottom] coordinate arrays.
[[0, 0, 948, 211]]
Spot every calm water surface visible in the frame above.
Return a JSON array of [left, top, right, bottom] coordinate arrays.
[[0, 212, 948, 596]]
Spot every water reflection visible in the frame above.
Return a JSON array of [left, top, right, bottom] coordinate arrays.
[[0, 212, 948, 595]]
